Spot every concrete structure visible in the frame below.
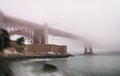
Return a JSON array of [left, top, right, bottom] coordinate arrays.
[[26, 44, 67, 56]]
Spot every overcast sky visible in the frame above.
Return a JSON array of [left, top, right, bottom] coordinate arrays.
[[0, 0, 120, 51]]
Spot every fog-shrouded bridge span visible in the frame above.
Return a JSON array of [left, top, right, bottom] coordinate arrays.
[[0, 11, 93, 55]]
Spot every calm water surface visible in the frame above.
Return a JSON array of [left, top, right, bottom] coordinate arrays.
[[11, 55, 120, 76]]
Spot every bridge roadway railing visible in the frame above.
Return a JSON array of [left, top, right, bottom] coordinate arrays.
[[26, 44, 67, 56]]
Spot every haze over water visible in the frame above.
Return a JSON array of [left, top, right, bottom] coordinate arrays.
[[10, 55, 120, 76], [0, 0, 120, 76], [9, 36, 120, 76]]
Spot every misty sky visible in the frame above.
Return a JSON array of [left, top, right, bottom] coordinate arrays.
[[0, 0, 120, 51]]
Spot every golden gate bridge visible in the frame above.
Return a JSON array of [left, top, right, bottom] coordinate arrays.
[[0, 10, 93, 55]]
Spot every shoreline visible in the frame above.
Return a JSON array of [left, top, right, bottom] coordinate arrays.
[[0, 55, 70, 61]]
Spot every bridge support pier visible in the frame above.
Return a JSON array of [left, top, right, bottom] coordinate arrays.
[[33, 23, 48, 44], [84, 43, 93, 55], [33, 29, 41, 44], [44, 23, 48, 44]]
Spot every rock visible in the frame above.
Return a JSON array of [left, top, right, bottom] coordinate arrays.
[[0, 59, 13, 76], [43, 63, 58, 72]]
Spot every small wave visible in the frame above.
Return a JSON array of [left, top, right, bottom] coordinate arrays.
[[38, 71, 64, 76], [22, 59, 51, 63]]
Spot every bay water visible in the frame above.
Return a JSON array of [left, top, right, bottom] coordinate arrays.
[[10, 55, 120, 76]]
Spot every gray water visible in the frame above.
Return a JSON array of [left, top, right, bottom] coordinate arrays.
[[10, 55, 120, 76]]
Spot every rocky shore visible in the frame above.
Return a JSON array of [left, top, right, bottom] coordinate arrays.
[[0, 54, 70, 61]]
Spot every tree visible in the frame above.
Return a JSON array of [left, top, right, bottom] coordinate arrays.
[[0, 28, 10, 52], [16, 37, 25, 45], [16, 37, 25, 53]]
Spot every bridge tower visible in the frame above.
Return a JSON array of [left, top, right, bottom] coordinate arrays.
[[84, 42, 93, 55], [44, 23, 48, 44]]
